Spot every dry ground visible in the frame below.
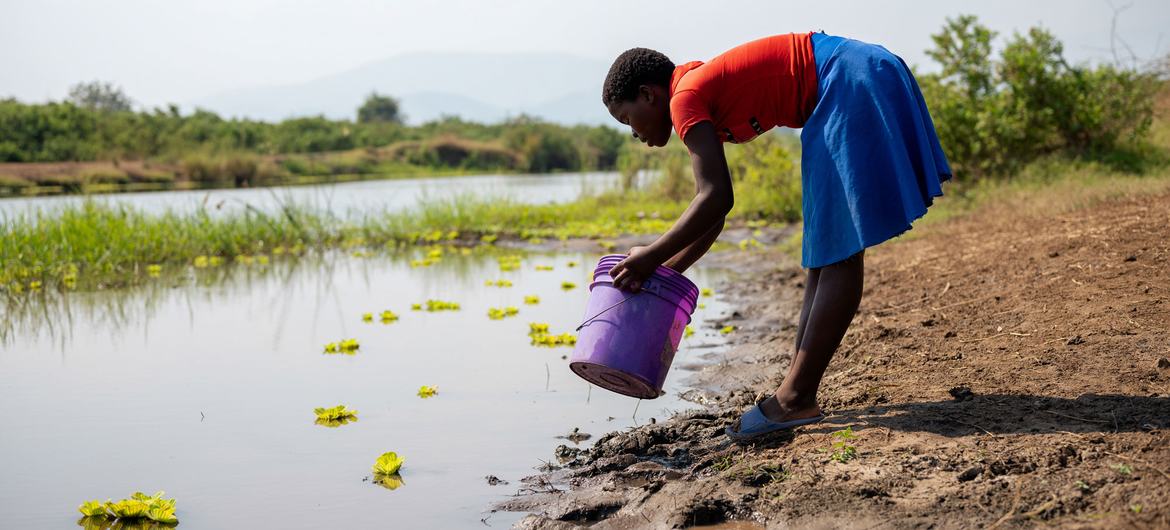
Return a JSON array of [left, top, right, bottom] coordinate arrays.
[[498, 182, 1170, 529]]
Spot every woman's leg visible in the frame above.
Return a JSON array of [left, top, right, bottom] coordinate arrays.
[[760, 251, 864, 421]]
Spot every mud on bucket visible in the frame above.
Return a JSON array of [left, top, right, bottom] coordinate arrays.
[[569, 254, 700, 399]]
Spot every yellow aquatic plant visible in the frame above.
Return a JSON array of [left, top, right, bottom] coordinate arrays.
[[698, 303, 707, 309], [28, 280, 42, 290], [380, 310, 399, 323], [411, 303, 423, 311], [193, 255, 210, 268], [417, 385, 438, 398], [720, 325, 735, 335], [79, 500, 105, 517], [684, 325, 695, 338], [530, 332, 578, 347], [78, 491, 178, 525], [701, 288, 714, 296], [324, 338, 360, 354], [424, 299, 460, 311], [373, 452, 405, 475], [566, 261, 578, 267], [62, 268, 78, 289], [314, 405, 358, 421], [535, 265, 554, 271], [561, 281, 576, 290], [497, 255, 522, 272], [528, 322, 550, 335], [362, 313, 374, 322], [484, 279, 513, 287], [146, 264, 162, 277], [487, 306, 519, 320], [524, 295, 540, 305]]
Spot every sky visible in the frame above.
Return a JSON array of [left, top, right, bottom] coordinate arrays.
[[2, 0, 1168, 109]]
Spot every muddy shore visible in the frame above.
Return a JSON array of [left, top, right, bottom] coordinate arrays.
[[496, 191, 1170, 529]]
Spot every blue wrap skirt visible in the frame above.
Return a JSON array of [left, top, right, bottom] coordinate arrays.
[[799, 32, 952, 268]]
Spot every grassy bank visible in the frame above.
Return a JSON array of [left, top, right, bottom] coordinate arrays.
[[6, 154, 1168, 297], [0, 188, 690, 294]]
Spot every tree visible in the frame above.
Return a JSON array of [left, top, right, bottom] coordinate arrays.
[[68, 81, 133, 112], [357, 92, 403, 124]]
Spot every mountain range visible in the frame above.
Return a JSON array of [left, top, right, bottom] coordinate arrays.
[[189, 51, 615, 126]]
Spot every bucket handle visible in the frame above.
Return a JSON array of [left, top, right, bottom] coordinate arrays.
[[575, 291, 642, 331]]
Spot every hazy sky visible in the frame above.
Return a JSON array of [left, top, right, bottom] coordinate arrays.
[[2, 0, 1168, 108]]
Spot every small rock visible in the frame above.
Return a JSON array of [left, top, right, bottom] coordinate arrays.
[[948, 386, 975, 402], [554, 444, 580, 462], [485, 475, 509, 486], [957, 466, 982, 482], [555, 427, 592, 443], [1067, 335, 1086, 346], [944, 330, 957, 339], [1048, 251, 1060, 258], [1156, 357, 1170, 370], [920, 318, 936, 327], [1125, 255, 1137, 262]]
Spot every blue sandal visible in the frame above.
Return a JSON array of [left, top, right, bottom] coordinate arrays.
[[725, 404, 825, 442]]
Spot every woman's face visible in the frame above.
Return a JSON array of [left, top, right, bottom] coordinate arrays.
[[606, 85, 672, 147]]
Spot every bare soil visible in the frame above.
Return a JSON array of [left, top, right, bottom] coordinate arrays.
[[497, 189, 1170, 529]]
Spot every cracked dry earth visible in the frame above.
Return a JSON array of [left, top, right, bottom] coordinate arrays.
[[496, 189, 1170, 529]]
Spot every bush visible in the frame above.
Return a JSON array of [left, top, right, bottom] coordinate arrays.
[[918, 15, 1162, 179]]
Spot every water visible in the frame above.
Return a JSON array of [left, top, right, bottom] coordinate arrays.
[[0, 247, 731, 528], [0, 171, 624, 220]]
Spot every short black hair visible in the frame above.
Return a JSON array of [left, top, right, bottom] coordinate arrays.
[[602, 48, 675, 105]]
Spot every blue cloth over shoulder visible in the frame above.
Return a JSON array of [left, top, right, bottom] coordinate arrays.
[[799, 32, 952, 268]]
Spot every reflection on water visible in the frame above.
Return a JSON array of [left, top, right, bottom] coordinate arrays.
[[0, 248, 731, 529]]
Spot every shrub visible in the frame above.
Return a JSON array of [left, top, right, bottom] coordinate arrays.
[[918, 15, 1162, 179]]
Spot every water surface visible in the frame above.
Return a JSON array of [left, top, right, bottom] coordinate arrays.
[[0, 248, 730, 529]]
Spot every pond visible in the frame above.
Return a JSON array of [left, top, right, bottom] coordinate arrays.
[[0, 245, 732, 528], [0, 171, 626, 220]]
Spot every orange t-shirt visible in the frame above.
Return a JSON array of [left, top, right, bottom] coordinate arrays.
[[670, 32, 818, 144]]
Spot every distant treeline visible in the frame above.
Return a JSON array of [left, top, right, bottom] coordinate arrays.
[[0, 95, 625, 174]]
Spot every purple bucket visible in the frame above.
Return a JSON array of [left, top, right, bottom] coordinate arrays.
[[569, 254, 700, 399]]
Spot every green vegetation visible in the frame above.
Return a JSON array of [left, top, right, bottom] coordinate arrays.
[[917, 15, 1164, 178], [0, 91, 627, 194], [828, 427, 859, 463], [77, 491, 178, 526]]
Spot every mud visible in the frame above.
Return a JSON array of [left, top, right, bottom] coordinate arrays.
[[497, 191, 1170, 528]]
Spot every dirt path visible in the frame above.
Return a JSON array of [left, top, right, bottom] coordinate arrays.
[[497, 189, 1170, 529]]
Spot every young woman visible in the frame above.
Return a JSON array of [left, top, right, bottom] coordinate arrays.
[[602, 32, 951, 442]]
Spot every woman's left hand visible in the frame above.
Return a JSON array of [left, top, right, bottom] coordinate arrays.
[[609, 246, 660, 292]]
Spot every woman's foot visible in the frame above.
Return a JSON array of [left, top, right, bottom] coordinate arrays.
[[758, 394, 822, 423], [727, 394, 823, 437]]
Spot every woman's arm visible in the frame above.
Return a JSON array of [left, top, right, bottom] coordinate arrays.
[[611, 122, 732, 291], [662, 218, 724, 273]]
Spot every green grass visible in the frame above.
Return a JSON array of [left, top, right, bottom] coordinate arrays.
[[0, 188, 689, 294]]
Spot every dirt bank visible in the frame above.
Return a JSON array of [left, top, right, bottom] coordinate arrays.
[[497, 189, 1170, 528]]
